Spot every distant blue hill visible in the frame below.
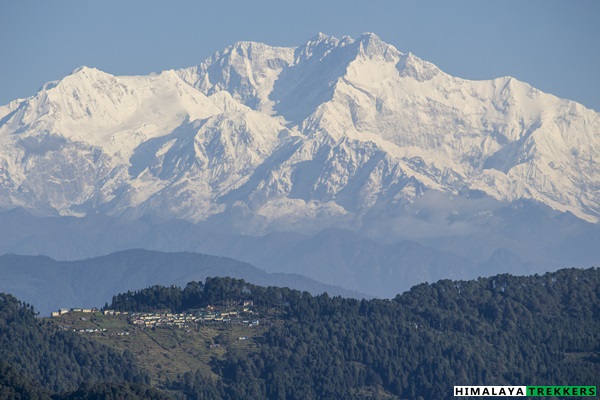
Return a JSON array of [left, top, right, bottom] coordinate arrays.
[[0, 249, 369, 316]]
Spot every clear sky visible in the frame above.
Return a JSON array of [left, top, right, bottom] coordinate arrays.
[[1, 0, 598, 111]]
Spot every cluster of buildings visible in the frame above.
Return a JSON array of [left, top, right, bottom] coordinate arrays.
[[102, 310, 128, 316], [51, 307, 99, 317], [129, 301, 259, 329]]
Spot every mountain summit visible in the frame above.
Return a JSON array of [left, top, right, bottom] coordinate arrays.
[[1, 33, 598, 233]]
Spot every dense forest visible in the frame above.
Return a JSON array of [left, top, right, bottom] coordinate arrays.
[[2, 268, 600, 399], [0, 293, 153, 399]]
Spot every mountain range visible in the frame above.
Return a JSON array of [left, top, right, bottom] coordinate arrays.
[[1, 33, 598, 300]]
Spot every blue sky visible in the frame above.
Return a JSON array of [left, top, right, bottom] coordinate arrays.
[[1, 0, 599, 110]]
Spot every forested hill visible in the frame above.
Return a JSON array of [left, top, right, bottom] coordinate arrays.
[[107, 268, 600, 399], [1, 268, 599, 399], [0, 293, 165, 399]]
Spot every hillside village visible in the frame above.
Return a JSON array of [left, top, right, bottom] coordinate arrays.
[[50, 300, 260, 333]]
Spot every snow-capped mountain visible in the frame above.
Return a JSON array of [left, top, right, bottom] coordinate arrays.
[[1, 33, 599, 233]]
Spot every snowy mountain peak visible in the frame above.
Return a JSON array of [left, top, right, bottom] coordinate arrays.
[[70, 65, 97, 75], [396, 52, 441, 81], [307, 32, 339, 45], [176, 40, 294, 112], [359, 32, 380, 40], [355, 32, 399, 61], [294, 33, 342, 64]]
